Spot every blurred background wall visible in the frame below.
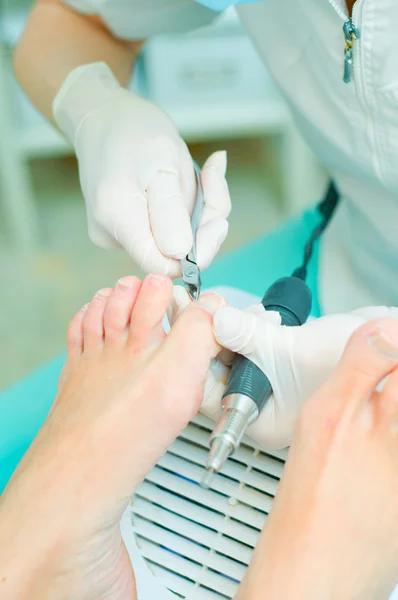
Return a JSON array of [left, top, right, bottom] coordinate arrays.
[[0, 0, 326, 389]]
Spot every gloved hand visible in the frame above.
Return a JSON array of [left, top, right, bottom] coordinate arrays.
[[53, 63, 231, 276], [212, 303, 398, 449], [169, 287, 398, 449]]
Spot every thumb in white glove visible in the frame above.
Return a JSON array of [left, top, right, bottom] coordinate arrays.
[[53, 63, 231, 276], [211, 304, 398, 449]]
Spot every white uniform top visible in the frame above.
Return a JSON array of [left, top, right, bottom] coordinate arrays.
[[63, 0, 398, 314]]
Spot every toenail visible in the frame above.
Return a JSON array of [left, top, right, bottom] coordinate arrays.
[[368, 327, 398, 360], [117, 276, 134, 289], [147, 274, 168, 287], [197, 292, 227, 315], [95, 289, 111, 300]]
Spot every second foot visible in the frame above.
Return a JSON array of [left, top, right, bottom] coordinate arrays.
[[241, 319, 398, 600]]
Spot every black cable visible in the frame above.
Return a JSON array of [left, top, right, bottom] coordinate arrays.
[[292, 182, 340, 281]]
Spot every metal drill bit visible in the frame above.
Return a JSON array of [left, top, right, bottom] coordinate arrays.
[[200, 468, 215, 490]]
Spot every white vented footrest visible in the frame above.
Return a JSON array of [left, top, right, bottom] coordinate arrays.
[[124, 415, 287, 599]]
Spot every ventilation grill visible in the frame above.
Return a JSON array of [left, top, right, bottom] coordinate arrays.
[[128, 414, 288, 599]]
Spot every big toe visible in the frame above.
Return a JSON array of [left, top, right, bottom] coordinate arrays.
[[128, 274, 173, 351], [156, 292, 226, 420]]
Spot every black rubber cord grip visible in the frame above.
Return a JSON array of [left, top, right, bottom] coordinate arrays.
[[222, 277, 312, 412]]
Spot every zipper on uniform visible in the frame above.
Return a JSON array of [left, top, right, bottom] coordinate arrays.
[[342, 18, 360, 83]]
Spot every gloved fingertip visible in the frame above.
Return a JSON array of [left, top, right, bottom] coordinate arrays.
[[216, 218, 229, 241], [213, 306, 246, 346], [204, 150, 227, 178], [165, 259, 182, 280], [160, 229, 193, 259], [196, 219, 229, 271], [216, 229, 229, 255], [247, 304, 266, 317], [163, 244, 192, 260], [247, 306, 282, 326], [167, 251, 187, 260], [208, 221, 228, 260], [265, 311, 283, 326]]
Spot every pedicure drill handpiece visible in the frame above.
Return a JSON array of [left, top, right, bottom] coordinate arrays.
[[200, 276, 312, 490], [181, 161, 204, 302]]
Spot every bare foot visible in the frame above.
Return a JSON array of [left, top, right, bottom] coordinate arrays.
[[239, 318, 398, 600], [1, 275, 225, 600]]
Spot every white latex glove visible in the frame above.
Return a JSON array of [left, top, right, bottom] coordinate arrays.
[[169, 287, 398, 449], [212, 303, 398, 449], [53, 63, 231, 276]]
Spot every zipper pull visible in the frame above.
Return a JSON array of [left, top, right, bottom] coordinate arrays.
[[342, 18, 360, 84], [343, 45, 353, 83]]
